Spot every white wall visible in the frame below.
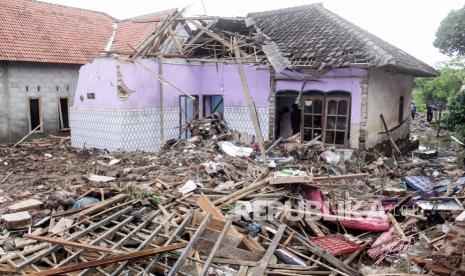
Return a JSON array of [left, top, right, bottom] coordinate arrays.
[[365, 69, 414, 148]]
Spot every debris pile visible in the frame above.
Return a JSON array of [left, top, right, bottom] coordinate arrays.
[[0, 118, 464, 275]]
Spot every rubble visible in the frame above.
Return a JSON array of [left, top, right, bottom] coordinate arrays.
[[0, 114, 463, 275]]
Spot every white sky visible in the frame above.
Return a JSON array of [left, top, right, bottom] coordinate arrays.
[[41, 0, 464, 67]]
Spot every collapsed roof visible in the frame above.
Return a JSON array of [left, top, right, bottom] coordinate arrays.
[[127, 5, 438, 77]]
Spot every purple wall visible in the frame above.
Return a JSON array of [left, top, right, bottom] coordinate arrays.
[[274, 68, 367, 124], [74, 58, 366, 124], [73, 58, 271, 109]]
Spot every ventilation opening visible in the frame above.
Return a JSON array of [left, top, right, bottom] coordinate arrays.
[[58, 97, 70, 130], [29, 98, 42, 132]]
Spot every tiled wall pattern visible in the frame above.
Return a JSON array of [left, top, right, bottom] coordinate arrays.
[[224, 107, 270, 140], [71, 106, 270, 152], [71, 107, 180, 152]]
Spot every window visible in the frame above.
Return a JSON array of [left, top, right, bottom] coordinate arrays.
[[324, 96, 350, 145], [302, 92, 351, 146], [87, 93, 95, 100], [58, 97, 70, 130], [28, 98, 42, 132], [302, 94, 325, 141], [203, 95, 224, 117], [398, 96, 404, 124]]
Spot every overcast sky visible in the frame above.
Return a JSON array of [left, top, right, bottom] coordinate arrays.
[[42, 0, 463, 67]]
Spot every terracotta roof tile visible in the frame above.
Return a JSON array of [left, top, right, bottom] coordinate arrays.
[[111, 11, 175, 53], [0, 0, 170, 64]]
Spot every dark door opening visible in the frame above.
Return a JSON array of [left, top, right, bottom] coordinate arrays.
[[275, 91, 300, 139], [58, 97, 70, 130], [28, 98, 42, 132]]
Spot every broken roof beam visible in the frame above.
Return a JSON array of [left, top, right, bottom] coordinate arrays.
[[133, 9, 186, 59], [182, 20, 217, 53], [186, 19, 249, 57]]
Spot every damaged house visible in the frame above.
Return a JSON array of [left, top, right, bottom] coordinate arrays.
[[0, 0, 171, 143], [70, 4, 438, 152]]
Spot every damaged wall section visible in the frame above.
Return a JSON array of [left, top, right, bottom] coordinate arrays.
[[273, 68, 366, 148], [71, 58, 270, 152]]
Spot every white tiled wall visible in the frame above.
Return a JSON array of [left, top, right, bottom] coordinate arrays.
[[71, 106, 269, 152]]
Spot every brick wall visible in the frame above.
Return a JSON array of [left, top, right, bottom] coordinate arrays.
[[0, 62, 80, 143]]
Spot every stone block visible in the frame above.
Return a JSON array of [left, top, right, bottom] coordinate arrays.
[[1, 211, 32, 230], [8, 199, 43, 213]]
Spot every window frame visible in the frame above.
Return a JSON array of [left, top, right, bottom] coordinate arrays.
[[301, 92, 351, 147]]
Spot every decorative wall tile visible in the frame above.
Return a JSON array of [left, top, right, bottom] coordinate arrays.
[[71, 106, 269, 153], [224, 107, 269, 140]]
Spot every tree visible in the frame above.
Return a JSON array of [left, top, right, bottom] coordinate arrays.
[[414, 59, 465, 105], [434, 6, 465, 57]]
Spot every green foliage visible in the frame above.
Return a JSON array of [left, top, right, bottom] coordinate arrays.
[[434, 6, 465, 57], [412, 88, 426, 113], [415, 60, 465, 138], [442, 87, 465, 136], [414, 59, 465, 106]]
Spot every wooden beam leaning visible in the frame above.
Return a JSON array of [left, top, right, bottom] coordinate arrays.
[[13, 123, 43, 147], [233, 40, 268, 165], [252, 224, 286, 276], [30, 243, 187, 276], [380, 114, 402, 154], [167, 213, 212, 276], [199, 218, 233, 275]]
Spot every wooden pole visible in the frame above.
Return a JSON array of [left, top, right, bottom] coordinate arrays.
[[233, 39, 268, 165], [158, 58, 165, 143], [13, 123, 43, 147]]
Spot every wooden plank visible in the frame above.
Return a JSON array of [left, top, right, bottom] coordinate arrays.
[[13, 123, 43, 147], [387, 213, 406, 240], [195, 239, 262, 261], [233, 41, 267, 164], [197, 195, 264, 253], [253, 224, 286, 276], [30, 243, 187, 276], [199, 218, 233, 275], [23, 235, 123, 254]]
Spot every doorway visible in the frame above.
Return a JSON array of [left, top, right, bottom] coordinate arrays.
[[179, 95, 199, 139], [275, 91, 300, 139]]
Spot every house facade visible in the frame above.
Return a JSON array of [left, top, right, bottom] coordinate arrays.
[[0, 0, 168, 143], [70, 4, 438, 152]]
